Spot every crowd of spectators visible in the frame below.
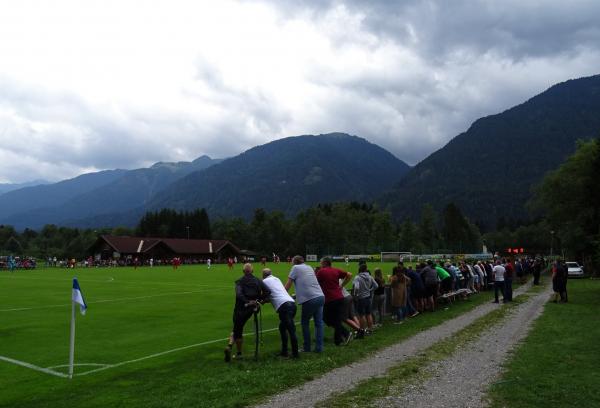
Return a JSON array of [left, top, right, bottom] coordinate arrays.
[[224, 255, 547, 360]]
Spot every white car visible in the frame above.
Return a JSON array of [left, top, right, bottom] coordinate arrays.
[[566, 262, 584, 278]]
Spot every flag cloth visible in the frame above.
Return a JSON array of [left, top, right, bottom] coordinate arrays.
[[72, 278, 87, 315]]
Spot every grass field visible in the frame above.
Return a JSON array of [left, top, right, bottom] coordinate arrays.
[[1, 262, 492, 408], [488, 278, 600, 408]]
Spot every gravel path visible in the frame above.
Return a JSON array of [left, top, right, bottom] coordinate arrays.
[[375, 286, 550, 408], [254, 283, 534, 408]]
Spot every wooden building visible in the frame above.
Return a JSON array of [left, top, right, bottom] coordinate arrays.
[[89, 235, 241, 261]]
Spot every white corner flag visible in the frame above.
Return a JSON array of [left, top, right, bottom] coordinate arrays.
[[69, 278, 87, 378], [72, 278, 87, 315]]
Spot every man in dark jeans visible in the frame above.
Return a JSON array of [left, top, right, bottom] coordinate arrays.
[[504, 259, 514, 302], [316, 257, 354, 345], [262, 268, 299, 357]]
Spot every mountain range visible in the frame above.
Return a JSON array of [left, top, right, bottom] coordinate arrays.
[[0, 156, 222, 229], [0, 180, 49, 196], [1, 74, 599, 231], [379, 74, 600, 229]]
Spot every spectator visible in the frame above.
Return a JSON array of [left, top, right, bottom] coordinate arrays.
[[434, 262, 452, 294], [262, 268, 299, 358], [504, 259, 514, 302], [390, 265, 411, 323], [492, 260, 506, 303], [372, 268, 386, 326], [352, 264, 379, 337], [421, 261, 438, 311], [224, 263, 271, 362], [315, 257, 353, 346], [285, 255, 325, 353], [406, 265, 425, 313]]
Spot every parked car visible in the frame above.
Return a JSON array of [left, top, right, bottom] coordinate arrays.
[[566, 262, 584, 278]]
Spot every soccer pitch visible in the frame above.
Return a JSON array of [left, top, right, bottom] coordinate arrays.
[[1, 261, 482, 408], [1, 263, 297, 405]]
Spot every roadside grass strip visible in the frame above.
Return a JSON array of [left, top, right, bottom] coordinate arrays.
[[316, 283, 540, 408], [487, 278, 600, 408]]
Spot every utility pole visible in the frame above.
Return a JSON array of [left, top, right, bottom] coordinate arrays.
[[186, 226, 190, 240], [550, 230, 555, 258]]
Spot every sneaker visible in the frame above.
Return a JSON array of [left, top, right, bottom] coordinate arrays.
[[233, 352, 243, 360], [394, 321, 404, 325], [410, 311, 420, 318], [357, 329, 365, 339], [343, 332, 354, 345], [224, 346, 232, 363]]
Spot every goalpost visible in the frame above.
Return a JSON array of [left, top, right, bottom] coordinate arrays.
[[380, 251, 412, 262]]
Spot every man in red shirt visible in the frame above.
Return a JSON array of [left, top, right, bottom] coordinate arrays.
[[316, 257, 353, 345]]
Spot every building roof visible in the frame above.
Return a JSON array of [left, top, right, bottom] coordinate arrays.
[[96, 235, 240, 255]]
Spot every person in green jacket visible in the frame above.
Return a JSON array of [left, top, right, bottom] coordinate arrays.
[[434, 263, 453, 294]]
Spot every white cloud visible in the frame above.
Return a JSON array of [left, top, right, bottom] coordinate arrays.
[[0, 0, 599, 182]]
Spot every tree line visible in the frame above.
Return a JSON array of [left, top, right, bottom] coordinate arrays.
[[1, 201, 487, 260]]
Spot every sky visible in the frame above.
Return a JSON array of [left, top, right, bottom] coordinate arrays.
[[1, 0, 600, 183]]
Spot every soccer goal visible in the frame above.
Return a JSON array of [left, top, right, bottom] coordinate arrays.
[[380, 251, 412, 262]]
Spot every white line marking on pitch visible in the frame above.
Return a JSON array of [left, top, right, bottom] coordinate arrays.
[[1, 324, 288, 378], [0, 288, 228, 312], [0, 355, 69, 378], [76, 326, 283, 376], [47, 363, 111, 370]]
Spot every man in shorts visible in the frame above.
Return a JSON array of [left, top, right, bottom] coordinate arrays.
[[224, 263, 271, 362], [316, 257, 353, 345], [421, 261, 439, 311], [352, 264, 378, 337]]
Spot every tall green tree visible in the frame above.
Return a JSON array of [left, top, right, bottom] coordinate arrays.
[[532, 138, 600, 273]]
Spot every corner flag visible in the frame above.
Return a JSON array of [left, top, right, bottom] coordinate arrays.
[[72, 278, 87, 315]]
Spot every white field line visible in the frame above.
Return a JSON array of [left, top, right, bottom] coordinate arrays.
[[1, 325, 285, 378], [0, 288, 229, 312], [75, 326, 284, 376], [0, 274, 229, 289], [0, 355, 69, 378], [47, 363, 111, 369]]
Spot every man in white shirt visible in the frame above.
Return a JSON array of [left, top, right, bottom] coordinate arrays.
[[262, 268, 299, 358], [285, 255, 325, 353], [492, 260, 506, 303]]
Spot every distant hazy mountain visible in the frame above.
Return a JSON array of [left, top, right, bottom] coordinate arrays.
[[0, 170, 127, 224], [379, 74, 600, 229], [0, 180, 49, 196], [0, 156, 222, 229], [146, 133, 411, 219]]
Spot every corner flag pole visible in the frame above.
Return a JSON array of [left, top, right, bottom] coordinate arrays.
[[69, 277, 87, 379], [68, 299, 76, 379]]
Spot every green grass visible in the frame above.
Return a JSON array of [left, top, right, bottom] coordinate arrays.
[[488, 279, 600, 408], [1, 263, 490, 408], [317, 283, 534, 408]]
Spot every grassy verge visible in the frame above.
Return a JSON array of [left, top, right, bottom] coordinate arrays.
[[318, 286, 535, 408], [487, 278, 600, 408]]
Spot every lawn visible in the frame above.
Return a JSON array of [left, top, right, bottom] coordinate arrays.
[[488, 278, 600, 408], [1, 262, 491, 408]]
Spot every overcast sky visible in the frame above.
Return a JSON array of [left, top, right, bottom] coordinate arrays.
[[1, 0, 600, 183]]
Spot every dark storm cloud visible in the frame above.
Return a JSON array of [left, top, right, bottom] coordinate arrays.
[[2, 0, 600, 183], [269, 0, 600, 60]]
